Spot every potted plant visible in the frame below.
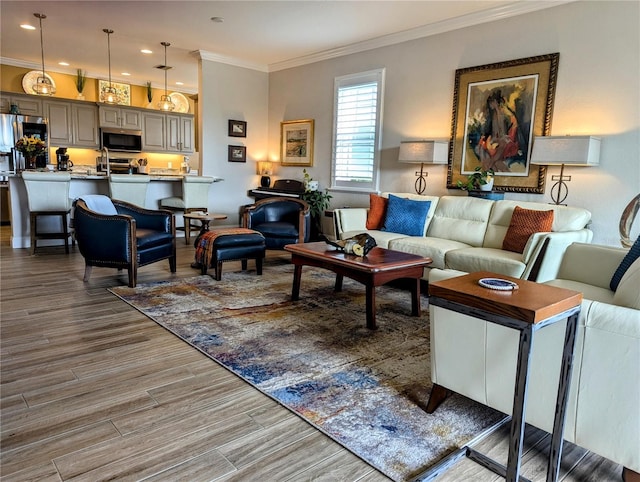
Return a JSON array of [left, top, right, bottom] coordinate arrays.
[[75, 69, 86, 100], [456, 166, 495, 192], [145, 81, 153, 107], [301, 169, 332, 239]]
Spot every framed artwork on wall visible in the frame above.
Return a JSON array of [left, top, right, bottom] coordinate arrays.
[[280, 119, 314, 167], [447, 53, 560, 193], [228, 120, 247, 137], [97, 80, 131, 105], [228, 145, 246, 163]]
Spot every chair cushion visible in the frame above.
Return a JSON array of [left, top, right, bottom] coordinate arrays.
[[502, 206, 554, 253], [366, 193, 388, 230], [136, 229, 174, 250], [382, 194, 431, 236], [254, 221, 299, 238], [610, 234, 640, 291], [160, 196, 185, 209]]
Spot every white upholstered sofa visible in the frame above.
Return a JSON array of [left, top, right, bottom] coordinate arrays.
[[333, 194, 593, 282], [428, 242, 640, 474]]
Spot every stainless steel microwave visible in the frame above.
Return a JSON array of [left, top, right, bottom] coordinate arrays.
[[100, 127, 142, 153]]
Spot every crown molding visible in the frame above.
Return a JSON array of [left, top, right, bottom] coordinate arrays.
[[268, 1, 575, 72], [195, 50, 268, 73]]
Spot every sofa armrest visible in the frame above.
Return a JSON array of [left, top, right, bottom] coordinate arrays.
[[521, 229, 593, 282], [333, 208, 368, 240]]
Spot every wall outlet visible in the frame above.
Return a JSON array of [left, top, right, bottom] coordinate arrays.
[[167, 162, 172, 169]]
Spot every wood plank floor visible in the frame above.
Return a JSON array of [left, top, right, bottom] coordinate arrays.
[[0, 227, 623, 481]]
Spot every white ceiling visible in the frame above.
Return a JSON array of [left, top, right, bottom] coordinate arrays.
[[1, 1, 566, 94]]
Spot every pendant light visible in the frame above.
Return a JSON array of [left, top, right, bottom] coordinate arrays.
[[102, 29, 117, 104], [157, 41, 175, 112], [33, 13, 55, 95]]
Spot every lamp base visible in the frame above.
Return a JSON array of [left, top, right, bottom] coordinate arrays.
[[260, 175, 271, 188]]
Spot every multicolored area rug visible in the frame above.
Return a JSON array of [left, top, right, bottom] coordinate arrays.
[[110, 261, 504, 481]]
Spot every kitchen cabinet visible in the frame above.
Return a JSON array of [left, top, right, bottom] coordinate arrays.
[[43, 100, 73, 146], [142, 112, 166, 151], [72, 104, 99, 148], [99, 105, 141, 130], [166, 114, 194, 153], [0, 93, 43, 116]]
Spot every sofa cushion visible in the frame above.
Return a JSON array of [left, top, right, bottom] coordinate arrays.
[[381, 193, 440, 235], [610, 234, 640, 291], [382, 194, 431, 236], [613, 257, 640, 309], [445, 247, 526, 278], [366, 193, 388, 230], [427, 196, 493, 247], [389, 236, 470, 270], [502, 206, 554, 253]]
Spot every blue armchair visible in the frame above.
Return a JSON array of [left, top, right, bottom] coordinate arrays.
[[74, 196, 176, 287], [243, 197, 310, 249]]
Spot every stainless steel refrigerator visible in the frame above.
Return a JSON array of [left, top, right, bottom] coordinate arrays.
[[0, 113, 49, 175]]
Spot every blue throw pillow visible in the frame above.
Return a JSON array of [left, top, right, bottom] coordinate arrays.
[[610, 234, 640, 291], [381, 194, 431, 236]]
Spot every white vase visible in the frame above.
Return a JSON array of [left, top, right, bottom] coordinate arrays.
[[76, 93, 85, 100], [480, 176, 494, 191]]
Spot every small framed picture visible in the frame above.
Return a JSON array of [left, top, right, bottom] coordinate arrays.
[[228, 120, 247, 138], [228, 145, 246, 163], [280, 119, 314, 166], [97, 80, 131, 105]]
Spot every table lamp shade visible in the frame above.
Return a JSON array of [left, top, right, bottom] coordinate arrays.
[[398, 140, 448, 164], [530, 136, 601, 166]]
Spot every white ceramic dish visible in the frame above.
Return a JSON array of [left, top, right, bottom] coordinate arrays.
[[169, 92, 189, 113], [478, 278, 519, 291], [22, 70, 56, 95]]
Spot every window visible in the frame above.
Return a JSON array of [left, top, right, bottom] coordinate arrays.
[[331, 69, 385, 192]]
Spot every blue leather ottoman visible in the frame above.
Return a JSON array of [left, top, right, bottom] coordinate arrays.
[[195, 228, 266, 280]]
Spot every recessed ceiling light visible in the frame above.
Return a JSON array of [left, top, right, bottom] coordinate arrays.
[[175, 81, 184, 86], [121, 72, 131, 76], [58, 61, 70, 66], [20, 24, 36, 30], [211, 16, 224, 23], [140, 49, 152, 54]]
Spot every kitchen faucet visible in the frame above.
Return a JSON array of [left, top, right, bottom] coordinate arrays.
[[101, 146, 110, 175]]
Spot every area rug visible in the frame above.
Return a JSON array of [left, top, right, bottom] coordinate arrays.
[[110, 261, 504, 481]]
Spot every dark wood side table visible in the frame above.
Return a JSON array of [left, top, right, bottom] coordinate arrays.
[[182, 212, 227, 246], [425, 271, 582, 482]]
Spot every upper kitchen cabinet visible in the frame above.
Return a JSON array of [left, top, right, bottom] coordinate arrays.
[[0, 92, 43, 116], [142, 112, 166, 151], [166, 114, 194, 153], [99, 105, 141, 130], [43, 100, 72, 146], [71, 104, 99, 148]]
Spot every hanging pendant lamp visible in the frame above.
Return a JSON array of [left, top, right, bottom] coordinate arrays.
[[157, 41, 175, 112], [103, 29, 117, 104], [33, 13, 55, 95]]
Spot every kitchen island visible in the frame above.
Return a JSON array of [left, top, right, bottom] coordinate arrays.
[[7, 173, 224, 249]]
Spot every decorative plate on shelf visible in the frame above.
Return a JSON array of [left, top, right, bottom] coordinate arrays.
[[478, 278, 519, 291], [22, 70, 56, 95], [169, 92, 189, 113]]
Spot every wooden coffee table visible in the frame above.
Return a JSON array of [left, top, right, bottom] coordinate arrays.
[[284, 242, 432, 329]]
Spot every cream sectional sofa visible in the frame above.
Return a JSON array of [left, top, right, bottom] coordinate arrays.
[[427, 243, 640, 474], [334, 193, 593, 282]]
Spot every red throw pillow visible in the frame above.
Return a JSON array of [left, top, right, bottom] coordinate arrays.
[[366, 194, 388, 230], [502, 206, 555, 253]]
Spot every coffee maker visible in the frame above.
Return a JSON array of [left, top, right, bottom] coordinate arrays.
[[56, 147, 73, 171]]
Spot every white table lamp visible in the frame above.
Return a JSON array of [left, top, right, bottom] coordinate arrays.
[[398, 140, 448, 195]]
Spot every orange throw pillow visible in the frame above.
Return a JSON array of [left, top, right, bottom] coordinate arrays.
[[366, 194, 388, 230], [502, 206, 554, 253]]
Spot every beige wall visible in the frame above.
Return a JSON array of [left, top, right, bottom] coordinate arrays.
[[266, 1, 639, 246], [198, 59, 269, 221]]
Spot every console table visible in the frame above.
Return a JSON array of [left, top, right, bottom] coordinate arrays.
[[425, 271, 582, 482]]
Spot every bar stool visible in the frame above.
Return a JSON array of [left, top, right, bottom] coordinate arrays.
[[21, 171, 73, 255], [159, 176, 214, 244], [109, 174, 150, 207]]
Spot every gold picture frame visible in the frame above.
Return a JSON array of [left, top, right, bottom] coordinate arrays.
[[280, 119, 314, 167], [447, 53, 559, 193], [98, 80, 131, 106]]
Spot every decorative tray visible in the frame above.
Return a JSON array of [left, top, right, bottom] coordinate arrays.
[[478, 278, 519, 291]]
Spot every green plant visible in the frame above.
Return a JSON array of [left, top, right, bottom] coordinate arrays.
[[146, 81, 153, 103], [75, 69, 86, 94], [301, 169, 332, 234], [456, 166, 495, 191]]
